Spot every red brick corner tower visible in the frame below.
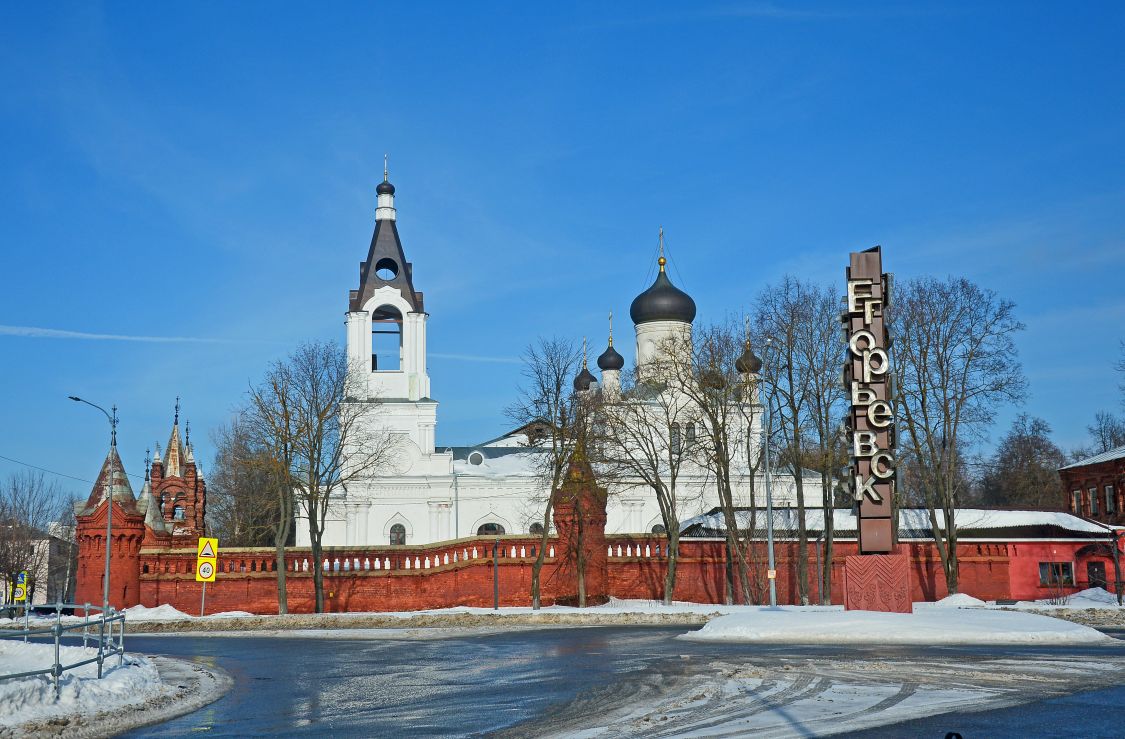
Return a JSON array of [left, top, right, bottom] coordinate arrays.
[[551, 442, 609, 607], [148, 400, 207, 541], [74, 445, 146, 610]]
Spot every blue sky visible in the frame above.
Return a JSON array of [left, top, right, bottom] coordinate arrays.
[[2, 2, 1123, 501]]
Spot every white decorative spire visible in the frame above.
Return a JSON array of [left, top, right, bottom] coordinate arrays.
[[376, 154, 396, 221]]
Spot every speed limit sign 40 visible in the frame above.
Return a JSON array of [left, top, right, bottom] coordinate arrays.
[[196, 560, 216, 582]]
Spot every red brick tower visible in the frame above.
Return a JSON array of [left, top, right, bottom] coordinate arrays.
[[149, 399, 207, 540], [73, 445, 146, 609], [551, 442, 609, 606]]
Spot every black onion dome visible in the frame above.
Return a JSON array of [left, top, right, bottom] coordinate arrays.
[[597, 344, 625, 371], [573, 367, 597, 391], [376, 179, 396, 195], [736, 344, 762, 374], [630, 269, 697, 325]]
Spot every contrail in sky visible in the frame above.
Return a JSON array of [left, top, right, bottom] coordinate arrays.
[[0, 324, 236, 343], [430, 352, 522, 365], [1, 325, 524, 362]]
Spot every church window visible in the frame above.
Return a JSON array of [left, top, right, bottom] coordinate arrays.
[[651, 524, 667, 535], [477, 522, 505, 536], [159, 494, 167, 514], [371, 305, 404, 371], [529, 523, 544, 535], [173, 505, 185, 521], [670, 424, 681, 455], [468, 451, 485, 466], [389, 523, 406, 545], [686, 423, 696, 443]]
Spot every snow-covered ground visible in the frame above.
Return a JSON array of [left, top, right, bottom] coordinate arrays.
[[681, 606, 1112, 645], [995, 586, 1122, 610], [0, 640, 164, 729]]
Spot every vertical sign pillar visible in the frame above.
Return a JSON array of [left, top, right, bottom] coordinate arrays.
[[842, 246, 911, 612]]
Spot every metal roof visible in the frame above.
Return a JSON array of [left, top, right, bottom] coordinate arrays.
[[1059, 444, 1125, 470]]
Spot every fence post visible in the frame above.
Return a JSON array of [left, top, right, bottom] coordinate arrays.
[[23, 603, 29, 643], [117, 610, 124, 668], [83, 603, 90, 649], [53, 603, 62, 699], [96, 606, 105, 679]]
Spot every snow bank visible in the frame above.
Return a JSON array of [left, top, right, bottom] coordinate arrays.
[[992, 587, 1124, 610], [916, 593, 987, 608], [680, 607, 1112, 645], [123, 603, 193, 621], [0, 641, 163, 728]]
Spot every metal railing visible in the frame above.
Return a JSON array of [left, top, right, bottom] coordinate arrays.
[[0, 603, 127, 699]]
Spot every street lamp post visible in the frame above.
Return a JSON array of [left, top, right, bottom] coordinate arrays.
[[761, 339, 778, 607], [69, 397, 118, 612]]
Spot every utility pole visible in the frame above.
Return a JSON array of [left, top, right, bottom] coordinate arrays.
[[762, 339, 778, 607]]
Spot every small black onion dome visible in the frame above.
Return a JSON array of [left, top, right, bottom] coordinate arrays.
[[736, 344, 762, 374], [573, 366, 597, 391], [376, 179, 396, 195], [630, 264, 697, 325], [597, 344, 625, 371]]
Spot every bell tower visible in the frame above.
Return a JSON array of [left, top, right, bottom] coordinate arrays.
[[346, 161, 430, 404], [344, 163, 438, 456]]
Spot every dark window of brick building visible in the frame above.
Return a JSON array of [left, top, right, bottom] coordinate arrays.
[[1107, 485, 1117, 514], [1089, 487, 1098, 515], [1038, 562, 1074, 586]]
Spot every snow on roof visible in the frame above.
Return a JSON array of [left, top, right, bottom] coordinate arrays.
[[452, 448, 543, 478], [679, 507, 1112, 537], [1059, 444, 1125, 470]]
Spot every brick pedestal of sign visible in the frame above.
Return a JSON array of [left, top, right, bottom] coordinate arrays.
[[843, 554, 912, 613]]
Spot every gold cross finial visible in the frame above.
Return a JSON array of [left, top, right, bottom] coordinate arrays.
[[658, 226, 666, 272], [608, 311, 614, 346], [383, 153, 389, 181], [582, 336, 588, 368]]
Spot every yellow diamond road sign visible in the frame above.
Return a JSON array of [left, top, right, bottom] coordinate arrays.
[[196, 537, 219, 583]]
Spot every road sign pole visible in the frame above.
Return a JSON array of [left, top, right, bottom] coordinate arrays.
[[200, 581, 207, 617]]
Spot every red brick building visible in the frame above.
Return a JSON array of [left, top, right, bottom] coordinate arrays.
[[1059, 445, 1125, 526]]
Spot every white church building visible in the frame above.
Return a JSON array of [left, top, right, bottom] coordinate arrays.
[[297, 172, 819, 548]]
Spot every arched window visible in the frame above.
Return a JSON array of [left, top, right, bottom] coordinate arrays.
[[159, 494, 167, 514], [670, 423, 682, 455], [389, 523, 406, 545], [652, 524, 667, 535], [173, 505, 185, 521], [371, 305, 404, 371], [477, 523, 506, 536], [685, 423, 696, 443], [529, 523, 545, 535]]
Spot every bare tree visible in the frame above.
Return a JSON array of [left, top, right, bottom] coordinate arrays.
[[505, 337, 582, 609], [788, 283, 847, 604], [209, 417, 284, 547], [0, 472, 68, 605], [668, 323, 756, 604], [979, 415, 1066, 508], [890, 276, 1026, 594], [1084, 411, 1125, 456], [755, 277, 818, 605], [245, 358, 300, 614], [246, 340, 399, 613], [598, 367, 701, 604]]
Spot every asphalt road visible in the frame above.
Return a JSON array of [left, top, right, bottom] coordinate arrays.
[[117, 627, 1125, 738]]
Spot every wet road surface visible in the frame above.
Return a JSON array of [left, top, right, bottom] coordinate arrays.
[[115, 626, 1125, 737]]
